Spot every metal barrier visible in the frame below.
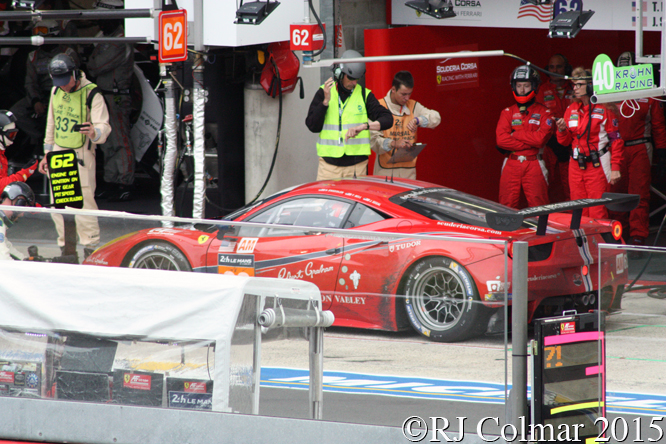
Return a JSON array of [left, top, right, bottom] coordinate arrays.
[[0, 205, 512, 443]]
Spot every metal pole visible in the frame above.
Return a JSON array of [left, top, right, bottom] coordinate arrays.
[[0, 9, 154, 20], [309, 50, 505, 68], [160, 64, 178, 227], [191, 0, 205, 219], [0, 36, 150, 46], [308, 326, 324, 420], [511, 241, 528, 430], [252, 296, 263, 416], [191, 54, 205, 219]]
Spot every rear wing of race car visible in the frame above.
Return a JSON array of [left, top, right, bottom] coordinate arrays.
[[485, 193, 640, 235]]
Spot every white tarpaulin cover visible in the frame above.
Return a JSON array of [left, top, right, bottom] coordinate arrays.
[[0, 260, 321, 411]]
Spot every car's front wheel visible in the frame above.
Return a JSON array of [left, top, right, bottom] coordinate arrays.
[[127, 242, 192, 271], [402, 257, 489, 342]]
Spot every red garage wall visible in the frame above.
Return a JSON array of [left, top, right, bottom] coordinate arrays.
[[364, 26, 661, 202]]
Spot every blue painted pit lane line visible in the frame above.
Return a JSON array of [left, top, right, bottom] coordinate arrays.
[[261, 367, 666, 417]]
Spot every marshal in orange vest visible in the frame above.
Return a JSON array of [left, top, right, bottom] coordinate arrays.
[[377, 98, 419, 169]]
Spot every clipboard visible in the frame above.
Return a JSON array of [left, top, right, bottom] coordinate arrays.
[[387, 143, 426, 164]]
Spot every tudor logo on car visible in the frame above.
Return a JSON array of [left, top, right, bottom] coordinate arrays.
[[237, 238, 258, 253]]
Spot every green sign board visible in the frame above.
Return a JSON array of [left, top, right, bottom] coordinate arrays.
[[592, 53, 655, 95]]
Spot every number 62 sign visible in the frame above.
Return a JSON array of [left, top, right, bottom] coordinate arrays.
[[159, 9, 188, 63]]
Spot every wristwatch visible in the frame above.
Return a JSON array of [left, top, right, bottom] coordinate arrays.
[[365, 122, 370, 130]]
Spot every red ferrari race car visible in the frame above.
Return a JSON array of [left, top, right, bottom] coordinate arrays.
[[84, 177, 637, 342]]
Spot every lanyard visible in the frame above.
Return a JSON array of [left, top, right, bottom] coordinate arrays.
[[338, 86, 350, 145]]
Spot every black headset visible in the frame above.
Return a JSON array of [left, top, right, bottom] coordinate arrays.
[[584, 69, 594, 97], [332, 64, 342, 81]]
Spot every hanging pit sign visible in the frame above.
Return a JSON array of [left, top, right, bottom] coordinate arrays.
[[290, 23, 325, 51], [159, 9, 188, 63], [47, 149, 83, 209], [592, 53, 654, 95]]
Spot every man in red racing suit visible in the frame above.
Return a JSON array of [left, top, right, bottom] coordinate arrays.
[[496, 65, 553, 209], [556, 68, 624, 219]]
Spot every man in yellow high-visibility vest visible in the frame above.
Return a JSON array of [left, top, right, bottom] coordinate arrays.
[[306, 50, 392, 181]]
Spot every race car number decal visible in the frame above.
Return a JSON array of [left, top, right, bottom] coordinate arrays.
[[237, 237, 258, 253]]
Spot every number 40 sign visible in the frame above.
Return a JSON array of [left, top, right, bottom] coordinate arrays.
[[592, 53, 655, 96], [159, 9, 187, 63]]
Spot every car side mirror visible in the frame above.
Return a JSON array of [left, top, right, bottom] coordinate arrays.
[[216, 225, 237, 239]]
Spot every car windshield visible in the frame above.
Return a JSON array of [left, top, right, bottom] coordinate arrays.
[[389, 187, 535, 229]]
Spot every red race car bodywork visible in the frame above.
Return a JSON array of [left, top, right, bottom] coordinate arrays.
[[85, 177, 631, 342]]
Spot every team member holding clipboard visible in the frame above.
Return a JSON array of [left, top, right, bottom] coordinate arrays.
[[370, 71, 441, 180]]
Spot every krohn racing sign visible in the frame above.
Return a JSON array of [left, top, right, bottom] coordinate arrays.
[[435, 44, 480, 91]]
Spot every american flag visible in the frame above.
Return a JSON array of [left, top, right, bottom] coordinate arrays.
[[632, 1, 648, 27], [517, 0, 553, 23]]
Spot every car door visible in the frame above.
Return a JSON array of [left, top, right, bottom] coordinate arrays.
[[206, 196, 352, 310], [333, 203, 410, 330]]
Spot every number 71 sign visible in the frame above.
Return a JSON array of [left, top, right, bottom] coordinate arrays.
[[159, 9, 187, 63]]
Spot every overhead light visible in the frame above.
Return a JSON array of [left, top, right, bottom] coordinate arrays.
[[548, 10, 595, 38], [11, 0, 46, 10], [405, 0, 456, 19], [235, 0, 280, 25]]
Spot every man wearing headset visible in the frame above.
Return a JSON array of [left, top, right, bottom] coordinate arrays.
[[0, 181, 36, 260], [556, 67, 624, 219], [537, 54, 575, 203], [306, 49, 392, 180], [496, 65, 553, 209], [610, 51, 666, 247], [37, 53, 111, 259]]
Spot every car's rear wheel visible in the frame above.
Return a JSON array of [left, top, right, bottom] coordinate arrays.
[[402, 257, 489, 342], [128, 242, 192, 271]]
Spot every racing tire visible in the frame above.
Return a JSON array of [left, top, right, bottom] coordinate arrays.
[[402, 257, 489, 342], [127, 242, 192, 271]]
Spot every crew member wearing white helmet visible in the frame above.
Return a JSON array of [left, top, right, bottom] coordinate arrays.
[[38, 53, 111, 259], [87, 0, 135, 202], [306, 49, 392, 180], [0, 110, 39, 190], [9, 20, 79, 157]]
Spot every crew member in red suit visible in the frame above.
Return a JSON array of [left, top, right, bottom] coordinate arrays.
[[0, 110, 39, 190], [536, 54, 575, 203], [611, 51, 666, 246], [556, 67, 624, 219], [496, 65, 553, 209]]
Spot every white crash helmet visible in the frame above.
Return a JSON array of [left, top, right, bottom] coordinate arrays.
[[32, 19, 60, 36], [0, 110, 18, 150]]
